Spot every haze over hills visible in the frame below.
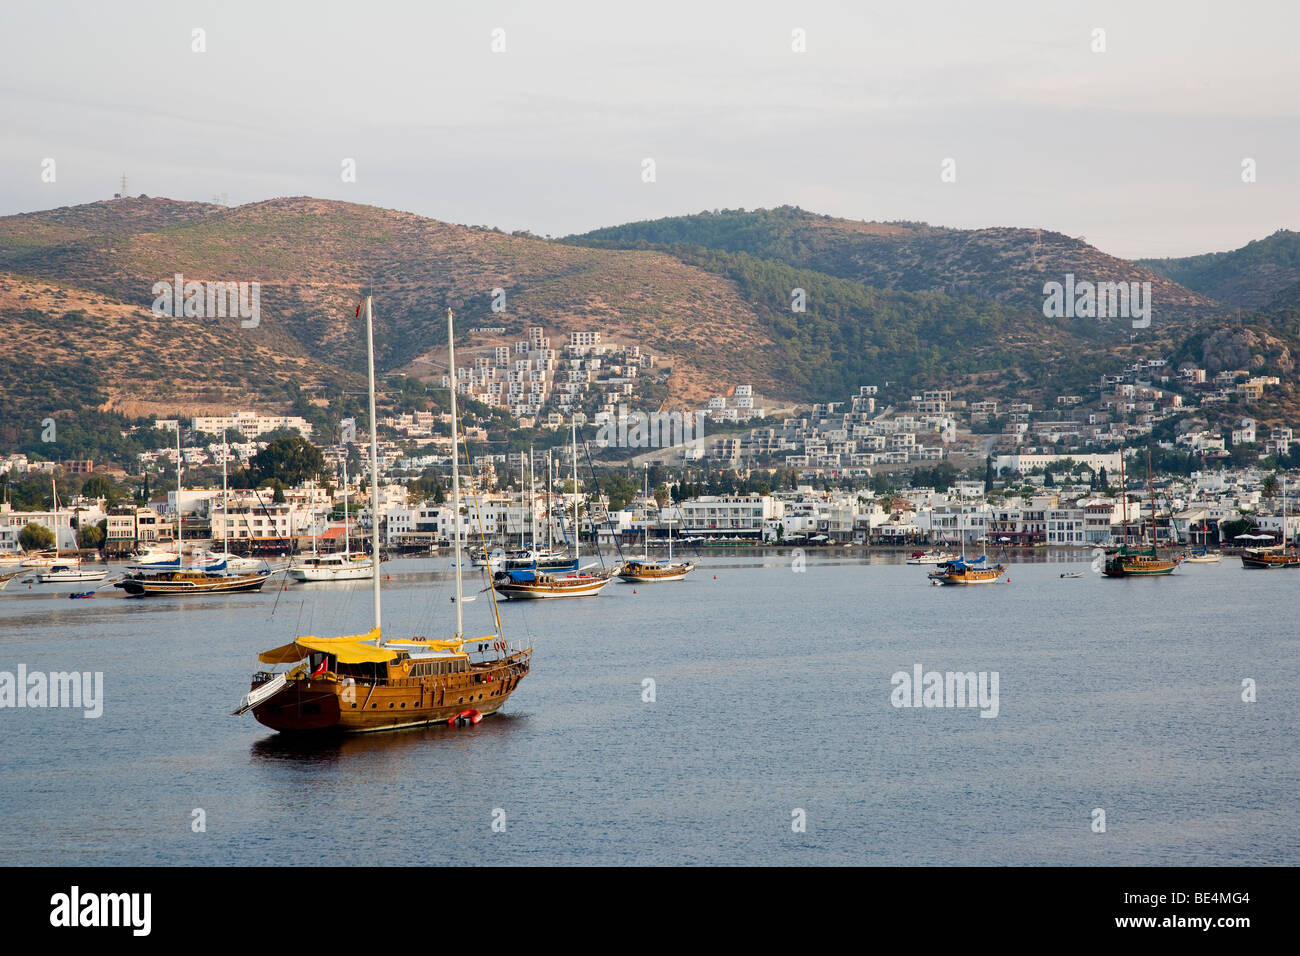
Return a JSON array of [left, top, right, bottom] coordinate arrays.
[[2, 197, 1298, 443]]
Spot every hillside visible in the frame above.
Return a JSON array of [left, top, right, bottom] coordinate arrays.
[[0, 197, 791, 407], [1138, 230, 1300, 310], [4, 197, 1299, 436], [572, 206, 1215, 320], [0, 273, 360, 450]]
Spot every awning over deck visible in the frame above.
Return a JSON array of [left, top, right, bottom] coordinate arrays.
[[258, 627, 395, 665]]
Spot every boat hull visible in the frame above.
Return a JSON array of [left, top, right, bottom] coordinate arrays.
[[493, 574, 615, 599], [115, 571, 270, 595], [931, 568, 1006, 585], [37, 569, 109, 583], [288, 565, 375, 582], [618, 561, 695, 583], [1240, 553, 1299, 569], [250, 653, 531, 733]]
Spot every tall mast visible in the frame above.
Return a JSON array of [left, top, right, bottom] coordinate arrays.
[[342, 457, 350, 559], [547, 452, 553, 551], [572, 417, 579, 564], [668, 483, 674, 563], [644, 464, 649, 558], [1119, 443, 1128, 549], [518, 455, 525, 549], [529, 444, 536, 552], [364, 296, 382, 635], [1147, 447, 1156, 551], [221, 429, 228, 557], [176, 426, 182, 563], [448, 308, 463, 638]]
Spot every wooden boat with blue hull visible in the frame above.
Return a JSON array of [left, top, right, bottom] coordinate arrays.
[[927, 555, 1007, 585], [493, 565, 617, 598], [116, 568, 270, 595]]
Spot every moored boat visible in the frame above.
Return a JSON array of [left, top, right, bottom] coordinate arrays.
[[928, 555, 1007, 585], [234, 300, 531, 734], [907, 549, 958, 565], [1103, 448, 1177, 578], [115, 568, 270, 595], [37, 564, 110, 583], [288, 552, 376, 581], [1239, 548, 1299, 569], [617, 468, 695, 583], [493, 417, 619, 599]]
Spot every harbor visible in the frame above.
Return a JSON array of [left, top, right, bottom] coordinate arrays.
[[0, 549, 1292, 866]]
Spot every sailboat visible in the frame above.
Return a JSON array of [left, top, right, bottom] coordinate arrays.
[[926, 520, 1007, 585], [34, 480, 109, 582], [1240, 475, 1299, 568], [288, 458, 376, 581], [492, 419, 619, 599], [116, 427, 270, 595], [204, 431, 269, 573], [619, 467, 696, 582], [234, 300, 532, 732], [1104, 448, 1176, 577]]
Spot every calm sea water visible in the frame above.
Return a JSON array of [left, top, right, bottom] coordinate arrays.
[[0, 550, 1295, 866]]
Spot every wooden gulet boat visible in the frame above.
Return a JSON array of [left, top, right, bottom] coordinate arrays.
[[1104, 447, 1177, 578], [115, 427, 269, 595], [927, 555, 1007, 585], [1240, 477, 1298, 568], [235, 300, 531, 733], [492, 418, 618, 599], [618, 467, 695, 583], [925, 522, 1006, 585]]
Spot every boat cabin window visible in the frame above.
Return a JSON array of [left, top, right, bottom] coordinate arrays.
[[408, 659, 467, 676]]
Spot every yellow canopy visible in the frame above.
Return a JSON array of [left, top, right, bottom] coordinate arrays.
[[258, 627, 396, 665]]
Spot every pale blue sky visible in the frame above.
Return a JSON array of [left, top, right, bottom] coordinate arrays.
[[1, 0, 1295, 257]]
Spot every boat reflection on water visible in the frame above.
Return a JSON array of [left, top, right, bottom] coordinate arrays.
[[248, 710, 530, 763]]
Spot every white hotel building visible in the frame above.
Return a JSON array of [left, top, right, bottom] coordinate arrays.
[[188, 411, 313, 439]]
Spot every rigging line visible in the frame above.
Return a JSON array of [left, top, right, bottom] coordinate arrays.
[[459, 426, 504, 647], [582, 439, 625, 566]]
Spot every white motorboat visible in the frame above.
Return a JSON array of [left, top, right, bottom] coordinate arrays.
[[288, 552, 375, 582], [287, 458, 374, 582], [37, 564, 110, 583], [906, 549, 958, 565]]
